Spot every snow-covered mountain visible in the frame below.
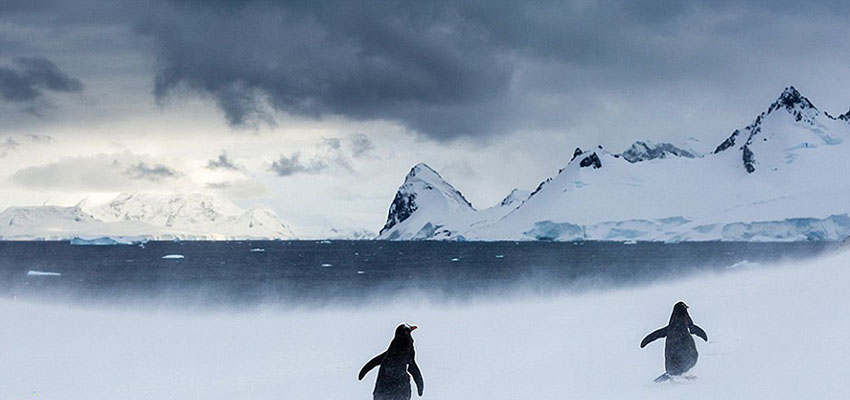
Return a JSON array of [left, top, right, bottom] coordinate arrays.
[[378, 163, 533, 240], [379, 163, 476, 240], [378, 87, 850, 242], [713, 86, 848, 173], [0, 206, 99, 235], [0, 193, 295, 241]]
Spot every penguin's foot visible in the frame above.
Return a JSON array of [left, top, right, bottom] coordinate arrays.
[[655, 373, 698, 383]]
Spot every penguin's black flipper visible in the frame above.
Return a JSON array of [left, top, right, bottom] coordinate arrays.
[[654, 372, 672, 383], [408, 359, 424, 396], [640, 327, 668, 348], [689, 324, 708, 342], [358, 352, 386, 380]]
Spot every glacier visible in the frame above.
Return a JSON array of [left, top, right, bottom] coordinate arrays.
[[378, 87, 850, 242]]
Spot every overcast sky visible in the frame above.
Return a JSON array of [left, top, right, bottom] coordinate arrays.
[[1, 0, 849, 236]]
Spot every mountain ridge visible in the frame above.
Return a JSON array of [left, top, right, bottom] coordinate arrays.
[[378, 86, 850, 241], [0, 193, 295, 241]]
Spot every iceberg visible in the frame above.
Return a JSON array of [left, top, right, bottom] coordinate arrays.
[[27, 270, 62, 276], [70, 236, 146, 245], [71, 236, 122, 245], [523, 221, 584, 241]]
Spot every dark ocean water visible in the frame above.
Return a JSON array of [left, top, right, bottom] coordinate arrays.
[[0, 240, 837, 307]]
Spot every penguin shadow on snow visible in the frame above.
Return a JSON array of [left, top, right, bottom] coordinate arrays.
[[359, 323, 424, 400], [640, 301, 709, 383]]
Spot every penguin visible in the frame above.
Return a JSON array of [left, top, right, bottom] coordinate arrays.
[[359, 324, 424, 400], [640, 301, 708, 382]]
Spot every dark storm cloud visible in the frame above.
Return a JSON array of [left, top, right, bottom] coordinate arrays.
[[318, 137, 354, 171], [269, 135, 366, 176], [130, 0, 850, 140], [206, 151, 240, 170], [124, 161, 179, 181], [348, 133, 375, 159], [269, 152, 327, 176], [3, 1, 849, 141], [0, 57, 83, 113], [138, 0, 515, 138]]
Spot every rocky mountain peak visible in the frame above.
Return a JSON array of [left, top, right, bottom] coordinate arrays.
[[620, 141, 697, 163], [567, 147, 604, 169], [380, 163, 475, 235], [769, 86, 815, 114], [712, 86, 840, 173], [579, 152, 602, 169], [570, 147, 585, 162], [405, 163, 441, 182]]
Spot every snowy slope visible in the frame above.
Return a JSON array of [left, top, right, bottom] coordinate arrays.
[[84, 193, 246, 227], [380, 87, 850, 241], [2, 248, 849, 399], [0, 193, 295, 240], [0, 205, 153, 241]]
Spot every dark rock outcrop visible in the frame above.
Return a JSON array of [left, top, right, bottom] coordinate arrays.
[[380, 191, 417, 234], [579, 152, 602, 169], [621, 141, 696, 163]]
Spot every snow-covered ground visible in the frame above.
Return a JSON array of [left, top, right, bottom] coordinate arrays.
[[2, 249, 849, 399]]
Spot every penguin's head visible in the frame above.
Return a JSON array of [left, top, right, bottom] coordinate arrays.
[[395, 323, 417, 338], [671, 301, 691, 320]]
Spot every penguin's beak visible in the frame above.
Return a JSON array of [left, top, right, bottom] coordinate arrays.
[[409, 325, 418, 332]]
